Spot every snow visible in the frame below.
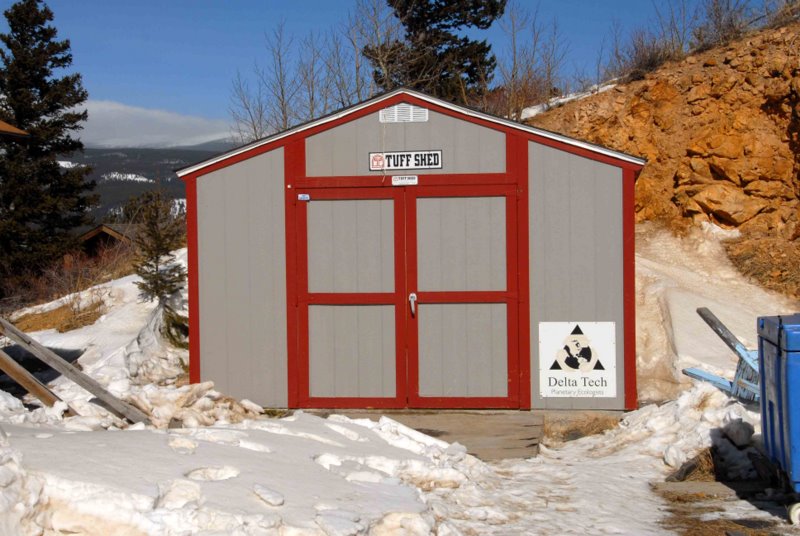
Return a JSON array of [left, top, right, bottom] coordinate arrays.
[[171, 198, 186, 215], [520, 82, 616, 120], [0, 224, 797, 534], [101, 171, 154, 184], [57, 160, 82, 169], [635, 223, 796, 402]]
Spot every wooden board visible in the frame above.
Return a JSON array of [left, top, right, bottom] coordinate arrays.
[[0, 317, 150, 424], [0, 348, 75, 414]]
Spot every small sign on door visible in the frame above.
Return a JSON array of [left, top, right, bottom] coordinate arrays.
[[391, 175, 418, 186]]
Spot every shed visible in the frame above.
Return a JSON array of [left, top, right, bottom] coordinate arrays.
[[177, 89, 645, 411]]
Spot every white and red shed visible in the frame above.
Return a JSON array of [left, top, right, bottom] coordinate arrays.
[[177, 88, 645, 410]]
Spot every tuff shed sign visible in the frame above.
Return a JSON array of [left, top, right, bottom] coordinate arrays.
[[369, 150, 442, 171]]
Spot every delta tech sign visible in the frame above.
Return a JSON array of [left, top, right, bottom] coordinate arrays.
[[369, 150, 442, 171]]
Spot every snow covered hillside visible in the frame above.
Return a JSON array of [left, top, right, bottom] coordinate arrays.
[[0, 224, 797, 534], [101, 171, 154, 184]]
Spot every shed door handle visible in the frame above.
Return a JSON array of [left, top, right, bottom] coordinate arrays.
[[409, 293, 417, 317]]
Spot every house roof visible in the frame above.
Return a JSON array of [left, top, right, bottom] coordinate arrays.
[[78, 223, 139, 244], [0, 119, 28, 138], [176, 88, 646, 178]]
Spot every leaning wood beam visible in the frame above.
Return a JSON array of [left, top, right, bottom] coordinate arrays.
[[0, 317, 150, 424], [0, 348, 77, 416]]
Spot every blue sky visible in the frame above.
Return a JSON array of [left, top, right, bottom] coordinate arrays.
[[1, 0, 706, 146]]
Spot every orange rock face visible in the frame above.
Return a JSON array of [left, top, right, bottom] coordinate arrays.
[[528, 23, 800, 238]]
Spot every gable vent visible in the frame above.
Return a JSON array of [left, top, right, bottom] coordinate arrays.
[[379, 103, 428, 123]]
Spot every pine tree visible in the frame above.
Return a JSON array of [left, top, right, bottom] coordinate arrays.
[[131, 189, 188, 348], [363, 0, 506, 104], [0, 0, 95, 296], [133, 190, 186, 306]]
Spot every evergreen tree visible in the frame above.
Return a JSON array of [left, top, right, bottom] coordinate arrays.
[[132, 190, 186, 307], [0, 0, 95, 295], [363, 0, 506, 104]]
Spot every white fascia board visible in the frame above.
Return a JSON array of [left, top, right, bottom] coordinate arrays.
[[177, 89, 645, 178]]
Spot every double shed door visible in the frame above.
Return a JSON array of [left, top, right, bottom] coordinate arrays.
[[295, 185, 519, 408]]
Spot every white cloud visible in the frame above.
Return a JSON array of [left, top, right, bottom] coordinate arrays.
[[80, 100, 231, 148]]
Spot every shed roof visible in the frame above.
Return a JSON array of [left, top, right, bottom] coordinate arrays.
[[177, 88, 645, 178]]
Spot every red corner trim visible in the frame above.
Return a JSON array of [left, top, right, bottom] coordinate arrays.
[[623, 168, 638, 410], [184, 176, 201, 384]]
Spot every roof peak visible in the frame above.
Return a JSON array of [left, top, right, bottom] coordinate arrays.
[[177, 88, 645, 178]]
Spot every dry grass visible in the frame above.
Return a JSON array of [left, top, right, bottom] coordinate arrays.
[[660, 501, 780, 535], [13, 300, 105, 333], [1, 242, 136, 316], [725, 235, 800, 300], [542, 412, 621, 445], [656, 482, 784, 535], [667, 448, 718, 482]]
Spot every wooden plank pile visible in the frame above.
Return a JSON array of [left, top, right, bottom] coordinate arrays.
[[0, 316, 150, 424]]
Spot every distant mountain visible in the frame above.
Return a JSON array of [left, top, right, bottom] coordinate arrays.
[[171, 138, 239, 153], [62, 146, 224, 223], [83, 137, 239, 153]]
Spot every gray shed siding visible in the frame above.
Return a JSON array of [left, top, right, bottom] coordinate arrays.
[[528, 142, 626, 410], [196, 149, 287, 406], [418, 303, 508, 397], [417, 196, 506, 292], [305, 109, 505, 176], [308, 199, 394, 293], [309, 305, 396, 397]]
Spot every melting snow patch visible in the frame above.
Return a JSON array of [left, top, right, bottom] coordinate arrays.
[[315, 509, 364, 536], [253, 484, 284, 506], [156, 479, 202, 509], [167, 435, 198, 454], [184, 465, 240, 481], [325, 422, 369, 442]]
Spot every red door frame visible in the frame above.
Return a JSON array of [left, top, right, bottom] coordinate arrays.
[[293, 182, 522, 409], [405, 184, 520, 409], [294, 187, 407, 408]]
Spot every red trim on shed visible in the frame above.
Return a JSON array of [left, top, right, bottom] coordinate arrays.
[[185, 176, 201, 384], [508, 133, 532, 409], [623, 168, 639, 410], [285, 139, 305, 407]]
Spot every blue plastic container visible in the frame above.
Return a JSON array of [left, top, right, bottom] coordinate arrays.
[[759, 314, 800, 492]]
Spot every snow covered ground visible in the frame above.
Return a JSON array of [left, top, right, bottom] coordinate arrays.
[[0, 223, 797, 534]]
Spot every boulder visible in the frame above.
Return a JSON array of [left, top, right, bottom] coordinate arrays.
[[692, 183, 769, 224]]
